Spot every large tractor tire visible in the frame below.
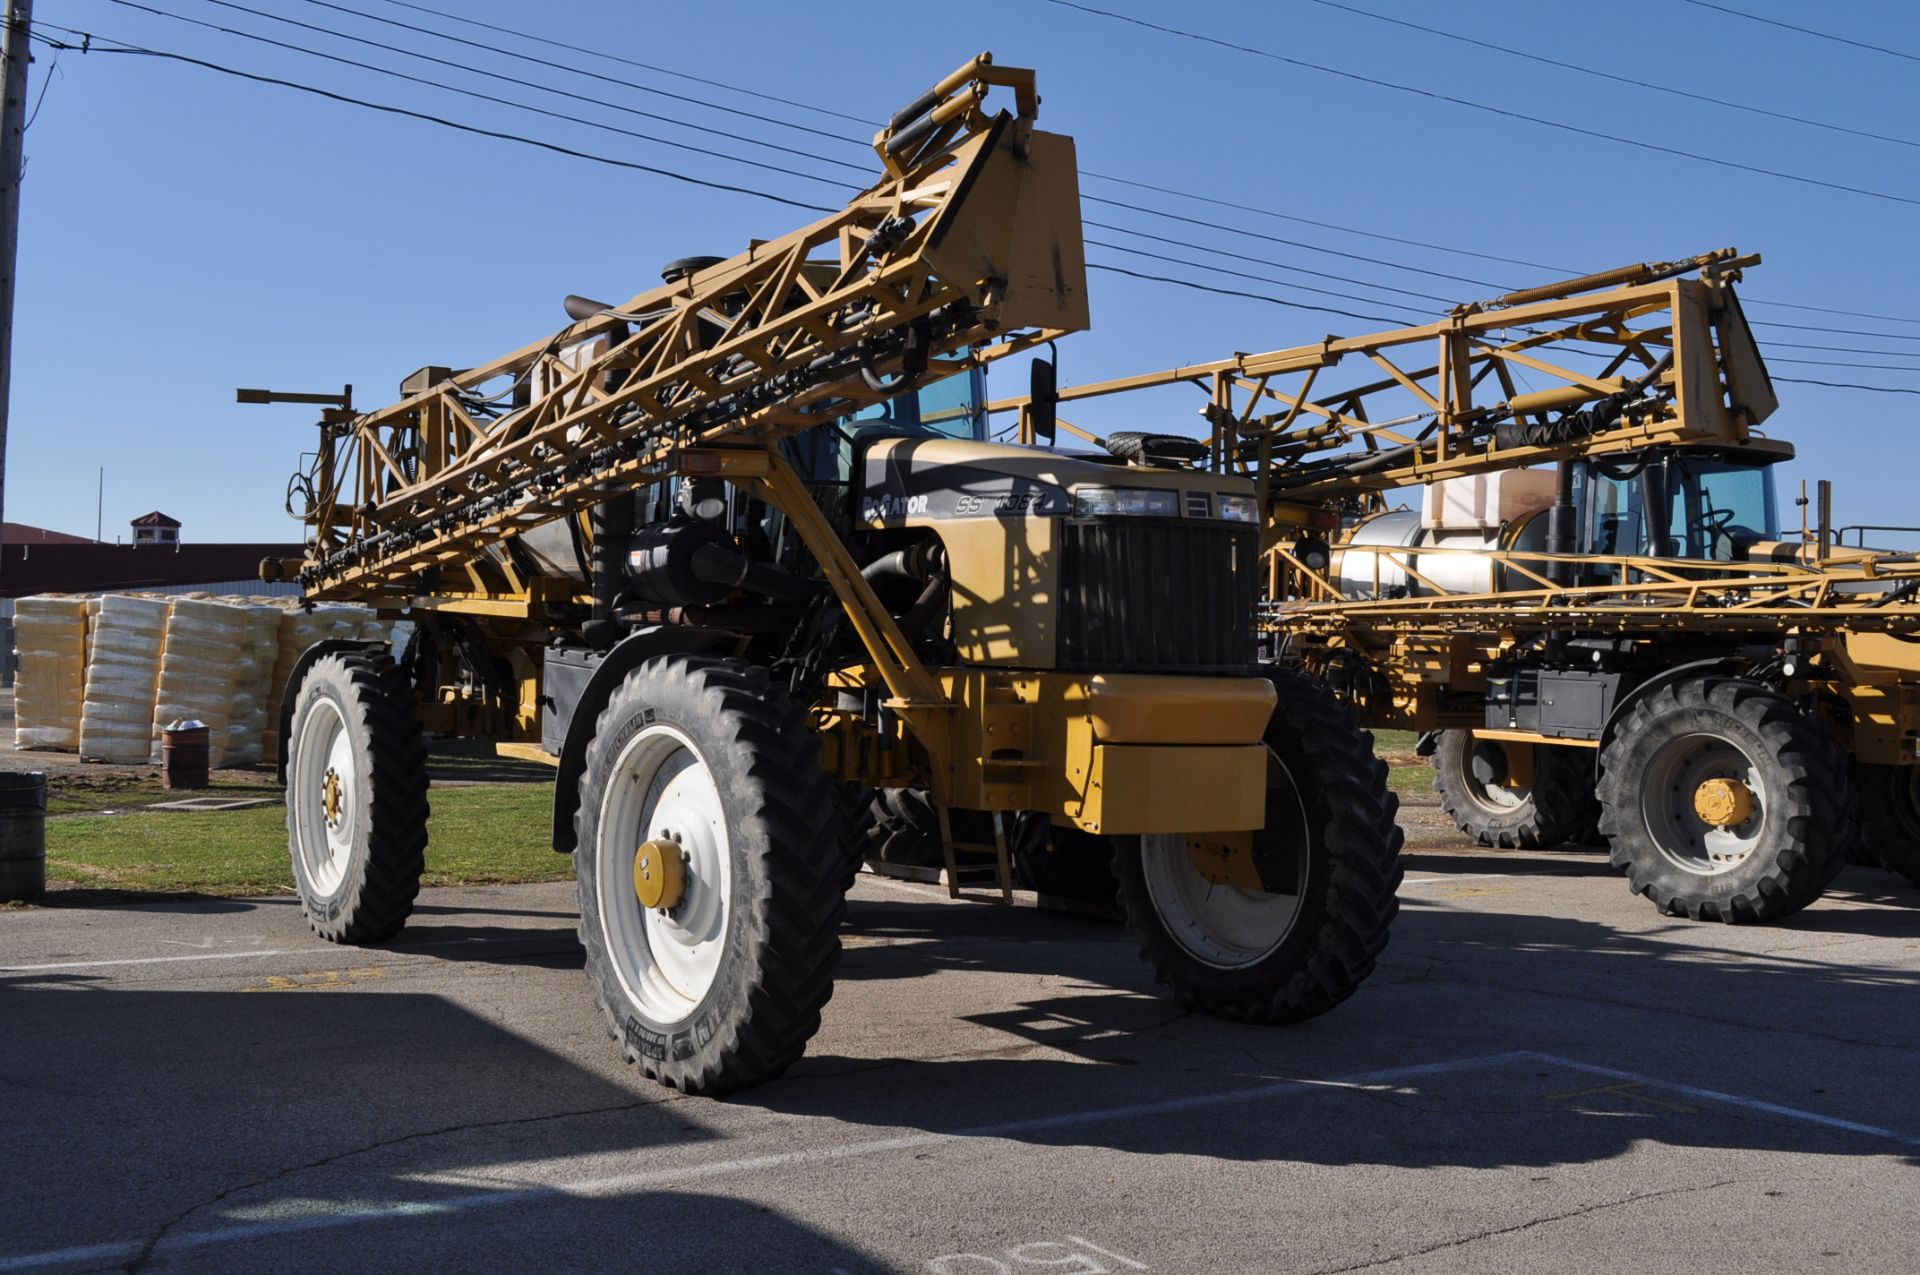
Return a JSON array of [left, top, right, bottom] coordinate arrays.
[[573, 656, 842, 1094], [1432, 731, 1602, 849], [1597, 677, 1850, 923], [1112, 669, 1402, 1022], [284, 649, 429, 944], [1857, 762, 1920, 887], [1013, 824, 1120, 910]]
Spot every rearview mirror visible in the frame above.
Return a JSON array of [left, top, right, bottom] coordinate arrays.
[[1029, 358, 1057, 446]]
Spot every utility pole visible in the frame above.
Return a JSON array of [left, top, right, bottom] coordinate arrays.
[[0, 0, 32, 572]]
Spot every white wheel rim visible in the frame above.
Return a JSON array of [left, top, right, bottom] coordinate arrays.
[[291, 696, 356, 896], [1640, 731, 1766, 875], [1458, 739, 1528, 813], [1140, 747, 1309, 969], [595, 724, 731, 1025]]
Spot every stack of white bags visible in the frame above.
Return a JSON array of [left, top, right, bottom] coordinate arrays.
[[78, 595, 171, 763], [14, 593, 384, 766], [11, 595, 89, 750]]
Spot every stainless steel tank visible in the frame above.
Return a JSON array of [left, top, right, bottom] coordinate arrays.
[[1330, 510, 1546, 600]]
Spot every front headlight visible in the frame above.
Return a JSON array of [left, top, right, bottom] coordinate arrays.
[[1217, 494, 1259, 523], [1073, 486, 1179, 518]]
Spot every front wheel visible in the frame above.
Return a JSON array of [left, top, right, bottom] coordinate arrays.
[[573, 656, 842, 1094], [284, 650, 428, 943], [1597, 678, 1850, 922], [1113, 670, 1402, 1022]]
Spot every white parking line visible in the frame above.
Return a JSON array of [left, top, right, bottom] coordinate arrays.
[[0, 949, 298, 973], [0, 934, 571, 974], [4, 1047, 1911, 1272]]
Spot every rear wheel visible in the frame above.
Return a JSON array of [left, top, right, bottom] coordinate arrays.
[[284, 650, 428, 943], [1597, 678, 1850, 922], [1433, 731, 1601, 849], [574, 656, 842, 1094], [1113, 670, 1402, 1022], [1857, 762, 1920, 887]]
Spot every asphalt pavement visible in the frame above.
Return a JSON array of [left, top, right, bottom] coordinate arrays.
[[4, 801, 1919, 1274]]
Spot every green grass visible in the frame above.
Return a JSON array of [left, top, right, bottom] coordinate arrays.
[[1372, 728, 1420, 753], [1388, 764, 1434, 795], [45, 783, 568, 897], [46, 772, 285, 817]]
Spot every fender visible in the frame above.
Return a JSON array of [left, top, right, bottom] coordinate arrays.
[[549, 625, 736, 854], [1597, 656, 1745, 755], [275, 639, 382, 785]]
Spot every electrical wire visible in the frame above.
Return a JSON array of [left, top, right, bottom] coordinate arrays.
[[26, 23, 838, 213], [191, 0, 1920, 331], [1041, 0, 1920, 208], [1086, 238, 1426, 320], [108, 0, 867, 185], [293, 0, 867, 149], [1308, 0, 1920, 151], [39, 11, 1920, 390], [1088, 261, 1413, 326], [1679, 1, 1920, 65], [367, 0, 874, 126], [187, 0, 1920, 331], [1087, 219, 1458, 305], [22, 42, 60, 131]]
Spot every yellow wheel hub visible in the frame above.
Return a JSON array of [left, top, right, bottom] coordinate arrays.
[[1186, 832, 1263, 891], [1693, 776, 1754, 829], [321, 768, 344, 826], [633, 838, 687, 911]]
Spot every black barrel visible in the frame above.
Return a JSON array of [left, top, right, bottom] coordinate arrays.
[[161, 724, 211, 791], [0, 772, 47, 902]]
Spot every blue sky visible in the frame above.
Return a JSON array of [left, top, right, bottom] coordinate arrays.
[[10, 0, 1918, 543]]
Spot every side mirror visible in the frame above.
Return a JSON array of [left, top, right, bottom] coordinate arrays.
[[1029, 357, 1058, 446]]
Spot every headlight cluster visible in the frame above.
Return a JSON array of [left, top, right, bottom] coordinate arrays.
[[1217, 494, 1259, 523], [1071, 486, 1259, 521], [1073, 486, 1179, 518]]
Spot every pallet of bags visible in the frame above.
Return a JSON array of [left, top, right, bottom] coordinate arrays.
[[12, 595, 89, 751], [79, 595, 169, 763], [262, 602, 377, 766], [223, 602, 284, 768], [150, 597, 253, 766]]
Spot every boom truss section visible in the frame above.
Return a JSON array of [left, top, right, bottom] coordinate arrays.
[[285, 56, 1088, 600], [994, 250, 1776, 532]]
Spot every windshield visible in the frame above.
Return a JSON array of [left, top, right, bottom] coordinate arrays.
[[785, 366, 986, 483], [1673, 458, 1778, 558], [1578, 455, 1779, 562]]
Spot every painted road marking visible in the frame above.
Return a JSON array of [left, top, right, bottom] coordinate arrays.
[[240, 968, 386, 993], [0, 948, 299, 973], [4, 1048, 1914, 1273], [0, 933, 572, 974]]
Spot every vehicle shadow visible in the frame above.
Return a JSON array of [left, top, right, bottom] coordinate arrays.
[[751, 883, 1920, 1171]]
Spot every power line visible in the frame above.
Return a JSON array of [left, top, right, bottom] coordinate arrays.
[[1086, 237, 1426, 319], [1751, 318, 1920, 342], [1746, 298, 1920, 327], [218, 0, 1920, 330], [27, 24, 836, 213], [41, 14, 1920, 385], [142, 0, 869, 181], [1042, 0, 1920, 209], [1307, 0, 1920, 152], [1772, 377, 1920, 396], [1088, 261, 1409, 326], [367, 0, 875, 127], [293, 0, 867, 150], [1680, 1, 1920, 65], [1087, 219, 1458, 305], [1087, 193, 1508, 290]]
